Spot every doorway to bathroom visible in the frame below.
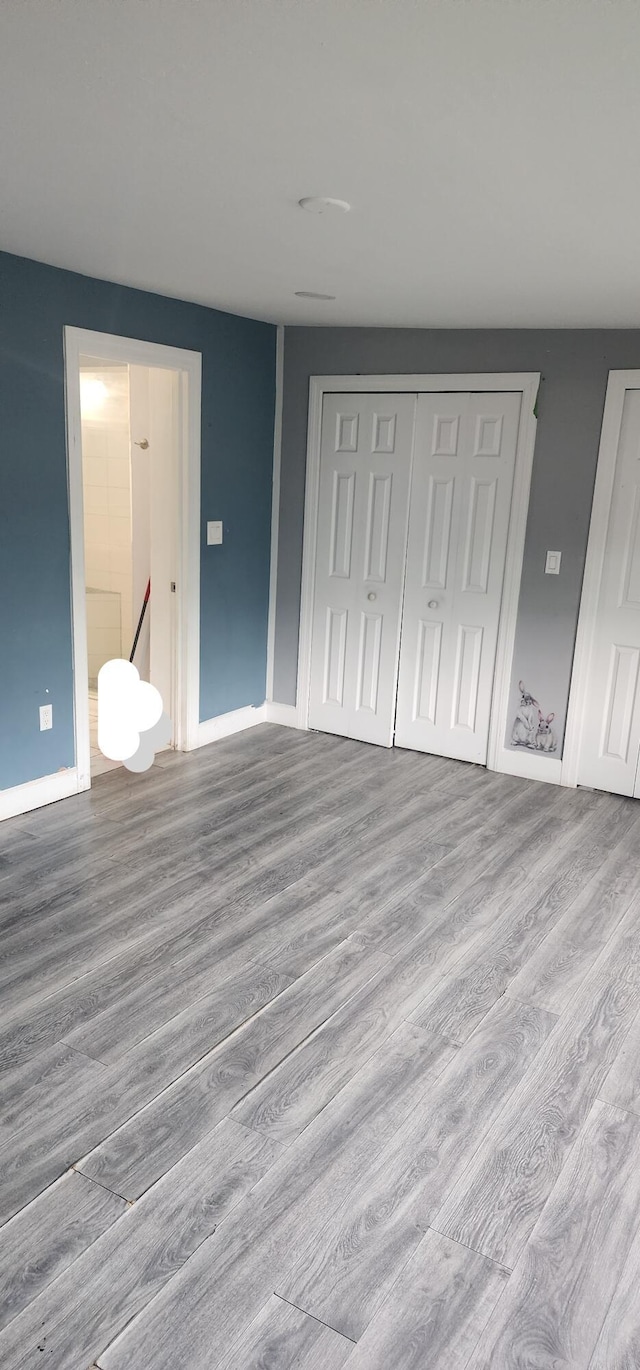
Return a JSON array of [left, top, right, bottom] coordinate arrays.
[[65, 328, 201, 790]]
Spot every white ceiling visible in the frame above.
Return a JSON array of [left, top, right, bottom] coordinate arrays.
[[2, 0, 640, 327]]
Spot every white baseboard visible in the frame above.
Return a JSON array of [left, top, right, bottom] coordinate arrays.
[[190, 700, 305, 751], [195, 704, 267, 749], [265, 702, 302, 728], [0, 767, 81, 822], [493, 747, 563, 785]]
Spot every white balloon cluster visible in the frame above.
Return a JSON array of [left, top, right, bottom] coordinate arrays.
[[97, 659, 171, 772]]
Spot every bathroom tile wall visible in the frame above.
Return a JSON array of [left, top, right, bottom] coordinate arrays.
[[81, 366, 133, 674]]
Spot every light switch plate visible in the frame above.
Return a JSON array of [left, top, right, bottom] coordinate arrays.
[[207, 521, 223, 546], [545, 550, 561, 575]]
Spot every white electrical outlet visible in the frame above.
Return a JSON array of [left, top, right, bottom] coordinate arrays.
[[207, 520, 223, 546], [39, 704, 53, 731]]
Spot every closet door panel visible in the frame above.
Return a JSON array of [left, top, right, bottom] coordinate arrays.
[[577, 389, 640, 795], [395, 392, 521, 764], [308, 393, 416, 746]]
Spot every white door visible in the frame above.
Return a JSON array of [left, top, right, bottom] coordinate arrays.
[[577, 388, 640, 796], [394, 392, 522, 764], [148, 368, 179, 735], [129, 366, 152, 682], [308, 393, 417, 745], [129, 365, 179, 741]]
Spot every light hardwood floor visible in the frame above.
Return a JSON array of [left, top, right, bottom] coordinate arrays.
[[1, 725, 640, 1368]]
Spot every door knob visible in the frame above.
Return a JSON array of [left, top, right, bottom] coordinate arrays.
[[367, 592, 377, 602], [428, 600, 439, 609]]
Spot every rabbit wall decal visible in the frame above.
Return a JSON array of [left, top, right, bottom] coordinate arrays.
[[511, 681, 539, 748], [535, 710, 557, 752], [510, 681, 557, 752]]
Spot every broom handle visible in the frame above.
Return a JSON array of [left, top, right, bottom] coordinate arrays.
[[129, 579, 151, 663]]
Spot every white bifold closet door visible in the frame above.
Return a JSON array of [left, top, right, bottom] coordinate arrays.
[[577, 388, 640, 796], [394, 393, 521, 763], [308, 389, 521, 761], [308, 393, 417, 745]]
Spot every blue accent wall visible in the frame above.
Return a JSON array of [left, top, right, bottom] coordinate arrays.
[[0, 251, 276, 790]]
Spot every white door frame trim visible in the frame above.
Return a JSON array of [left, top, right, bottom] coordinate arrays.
[[64, 326, 202, 792], [562, 369, 640, 788], [297, 372, 540, 778], [266, 324, 284, 703]]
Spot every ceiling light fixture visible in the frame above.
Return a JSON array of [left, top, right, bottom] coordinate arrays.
[[294, 291, 336, 300], [298, 196, 351, 215], [80, 376, 109, 414]]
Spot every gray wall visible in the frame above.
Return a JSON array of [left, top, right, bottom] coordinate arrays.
[[273, 328, 640, 757]]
